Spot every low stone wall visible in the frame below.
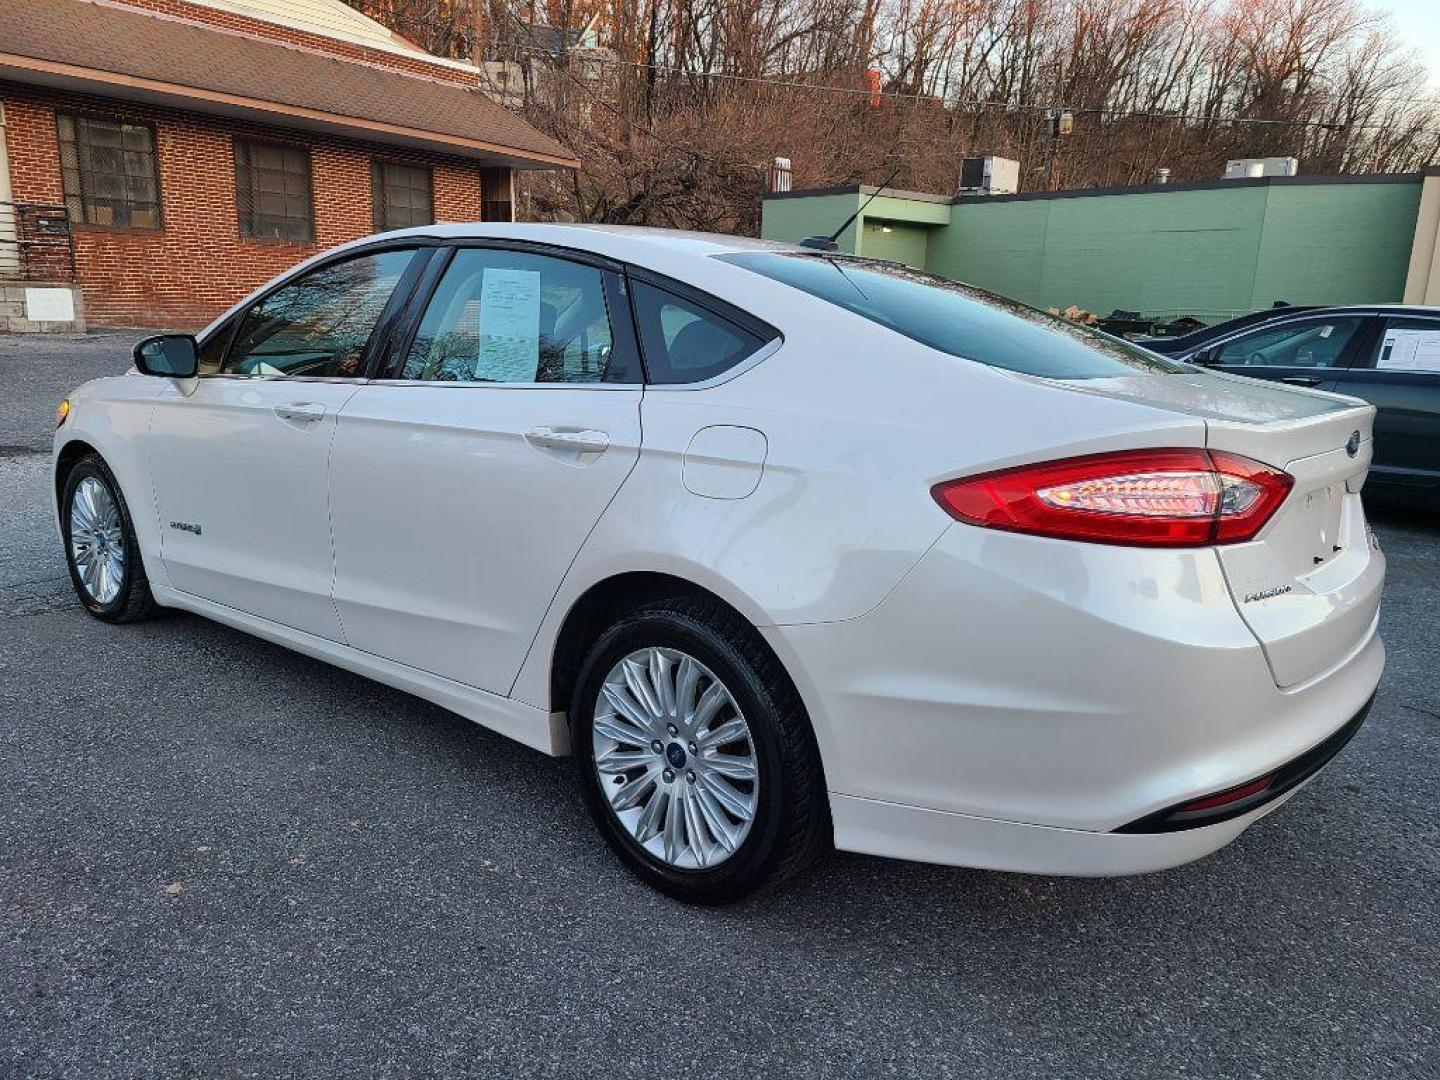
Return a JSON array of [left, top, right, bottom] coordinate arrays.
[[1, 282, 86, 333]]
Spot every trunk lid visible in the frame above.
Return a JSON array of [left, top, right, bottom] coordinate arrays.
[[1059, 369, 1384, 687]]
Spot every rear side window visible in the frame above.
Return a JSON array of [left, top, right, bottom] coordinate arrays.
[[400, 248, 637, 384], [719, 252, 1184, 380], [630, 281, 771, 385]]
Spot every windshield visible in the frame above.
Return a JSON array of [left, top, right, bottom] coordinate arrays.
[[718, 252, 1185, 380]]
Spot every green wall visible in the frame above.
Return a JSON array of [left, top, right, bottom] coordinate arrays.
[[859, 219, 929, 267], [1250, 184, 1420, 310], [936, 186, 1277, 322], [761, 190, 946, 267], [763, 179, 1424, 323], [761, 192, 861, 253]]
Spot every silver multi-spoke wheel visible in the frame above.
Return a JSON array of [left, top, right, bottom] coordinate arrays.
[[70, 476, 126, 605], [592, 646, 759, 870]]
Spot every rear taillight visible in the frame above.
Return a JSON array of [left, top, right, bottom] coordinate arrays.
[[932, 448, 1292, 547]]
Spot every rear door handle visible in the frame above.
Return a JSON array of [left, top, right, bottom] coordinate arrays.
[[273, 402, 326, 424], [1281, 376, 1322, 387], [525, 427, 610, 454]]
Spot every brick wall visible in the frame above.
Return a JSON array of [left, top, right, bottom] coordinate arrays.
[[1, 83, 491, 329], [112, 0, 479, 86]]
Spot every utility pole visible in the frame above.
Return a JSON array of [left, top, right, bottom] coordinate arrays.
[[1043, 59, 1071, 192], [472, 0, 487, 68]]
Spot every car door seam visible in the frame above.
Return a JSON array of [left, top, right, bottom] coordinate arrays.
[[325, 384, 364, 645], [503, 386, 647, 701]]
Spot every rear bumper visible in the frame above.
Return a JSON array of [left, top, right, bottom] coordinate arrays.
[[831, 781, 1312, 877], [831, 693, 1372, 875], [763, 522, 1384, 874], [1115, 692, 1373, 833]]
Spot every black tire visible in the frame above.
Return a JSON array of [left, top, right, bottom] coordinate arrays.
[[571, 595, 829, 904], [60, 454, 162, 624]]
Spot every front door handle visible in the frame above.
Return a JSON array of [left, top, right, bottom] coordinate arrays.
[[1281, 376, 1322, 387], [273, 402, 326, 424], [525, 427, 610, 454]]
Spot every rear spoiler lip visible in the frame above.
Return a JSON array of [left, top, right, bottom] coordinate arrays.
[[1205, 401, 1376, 470]]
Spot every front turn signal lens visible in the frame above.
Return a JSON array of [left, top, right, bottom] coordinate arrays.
[[55, 398, 71, 429]]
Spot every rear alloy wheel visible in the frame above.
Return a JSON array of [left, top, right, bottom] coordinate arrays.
[[593, 646, 760, 869], [572, 596, 828, 904], [61, 455, 161, 623]]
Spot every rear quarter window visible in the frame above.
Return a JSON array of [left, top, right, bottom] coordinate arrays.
[[718, 252, 1185, 380], [630, 279, 773, 385]]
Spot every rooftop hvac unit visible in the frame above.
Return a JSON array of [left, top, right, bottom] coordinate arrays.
[[958, 156, 1019, 196], [1223, 157, 1300, 179]]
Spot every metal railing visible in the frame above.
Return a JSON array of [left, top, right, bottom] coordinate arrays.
[[0, 201, 77, 283]]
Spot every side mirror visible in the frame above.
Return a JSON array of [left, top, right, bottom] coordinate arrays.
[[1188, 348, 1214, 367], [134, 334, 199, 379]]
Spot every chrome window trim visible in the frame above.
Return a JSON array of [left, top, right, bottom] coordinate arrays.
[[359, 332, 783, 390], [363, 378, 642, 390], [195, 372, 372, 384]]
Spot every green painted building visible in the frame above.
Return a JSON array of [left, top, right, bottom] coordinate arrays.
[[761, 172, 1440, 324]]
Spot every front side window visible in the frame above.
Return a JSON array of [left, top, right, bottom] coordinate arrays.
[[223, 249, 416, 378], [630, 281, 770, 384], [719, 251, 1184, 380], [1367, 318, 1440, 374], [400, 248, 634, 383], [1211, 318, 1363, 369], [235, 140, 314, 242], [372, 161, 434, 231], [57, 113, 161, 229]]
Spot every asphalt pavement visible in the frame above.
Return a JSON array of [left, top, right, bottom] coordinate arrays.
[[2, 332, 1437, 1078]]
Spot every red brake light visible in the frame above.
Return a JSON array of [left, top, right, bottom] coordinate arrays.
[[932, 448, 1293, 547]]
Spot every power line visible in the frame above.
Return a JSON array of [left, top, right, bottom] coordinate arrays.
[[497, 43, 1440, 138]]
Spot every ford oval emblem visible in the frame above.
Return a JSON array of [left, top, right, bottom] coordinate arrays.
[[1345, 430, 1361, 458]]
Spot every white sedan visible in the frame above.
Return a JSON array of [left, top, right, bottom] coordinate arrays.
[[53, 224, 1385, 903]]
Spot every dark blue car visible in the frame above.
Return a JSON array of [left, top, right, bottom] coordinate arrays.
[[1162, 306, 1440, 510]]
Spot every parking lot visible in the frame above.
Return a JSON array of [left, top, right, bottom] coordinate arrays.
[[2, 331, 1437, 1078]]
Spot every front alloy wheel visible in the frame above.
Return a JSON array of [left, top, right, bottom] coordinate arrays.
[[61, 454, 160, 623], [69, 475, 126, 605]]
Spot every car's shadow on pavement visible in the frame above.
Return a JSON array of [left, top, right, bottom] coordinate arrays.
[[118, 604, 1389, 938]]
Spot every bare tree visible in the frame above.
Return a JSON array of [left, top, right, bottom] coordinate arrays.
[[350, 0, 1440, 230]]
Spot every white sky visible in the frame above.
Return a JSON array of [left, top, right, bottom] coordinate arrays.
[[1380, 0, 1440, 91]]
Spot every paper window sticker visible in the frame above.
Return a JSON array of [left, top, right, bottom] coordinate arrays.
[[1374, 329, 1440, 372], [476, 268, 542, 382]]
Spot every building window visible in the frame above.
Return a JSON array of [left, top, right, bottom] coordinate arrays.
[[481, 167, 513, 222], [234, 139, 313, 242], [56, 113, 161, 229], [372, 161, 434, 231]]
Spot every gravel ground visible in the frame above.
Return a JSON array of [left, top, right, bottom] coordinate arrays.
[[1, 332, 1437, 1078]]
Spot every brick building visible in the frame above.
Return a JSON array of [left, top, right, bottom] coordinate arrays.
[[0, 0, 578, 329]]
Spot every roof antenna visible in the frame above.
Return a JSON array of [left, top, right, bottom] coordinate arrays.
[[799, 165, 904, 251]]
